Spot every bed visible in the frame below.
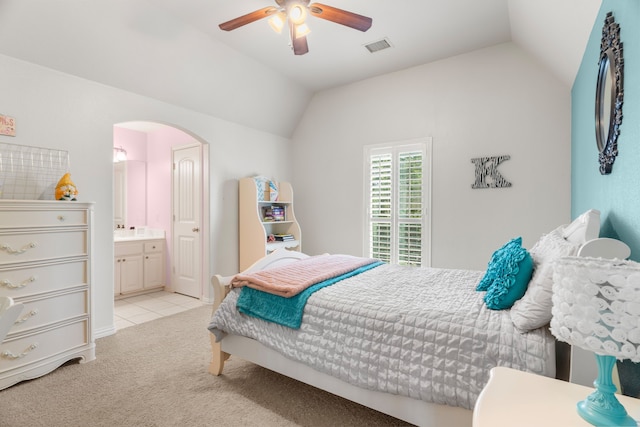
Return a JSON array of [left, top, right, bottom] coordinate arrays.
[[207, 209, 626, 426]]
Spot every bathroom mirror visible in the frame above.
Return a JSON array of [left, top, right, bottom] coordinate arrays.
[[114, 160, 147, 228], [595, 12, 624, 175]]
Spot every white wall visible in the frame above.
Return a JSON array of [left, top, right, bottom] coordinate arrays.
[[0, 54, 292, 337], [292, 42, 572, 270]]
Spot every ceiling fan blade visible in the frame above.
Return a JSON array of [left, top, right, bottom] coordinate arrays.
[[219, 6, 278, 31], [309, 3, 372, 32]]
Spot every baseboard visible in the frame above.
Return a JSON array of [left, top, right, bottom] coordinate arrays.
[[94, 324, 116, 339]]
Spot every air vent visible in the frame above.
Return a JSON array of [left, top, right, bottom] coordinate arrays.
[[364, 38, 392, 53]]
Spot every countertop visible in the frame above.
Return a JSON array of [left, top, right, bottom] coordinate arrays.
[[114, 228, 165, 242]]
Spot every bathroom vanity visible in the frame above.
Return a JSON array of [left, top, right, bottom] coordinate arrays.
[[114, 229, 165, 298]]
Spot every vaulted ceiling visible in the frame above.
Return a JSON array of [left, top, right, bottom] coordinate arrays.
[[156, 0, 600, 91], [0, 0, 601, 137]]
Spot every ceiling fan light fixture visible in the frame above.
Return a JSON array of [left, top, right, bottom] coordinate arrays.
[[294, 22, 311, 39], [288, 4, 306, 25], [268, 11, 287, 33]]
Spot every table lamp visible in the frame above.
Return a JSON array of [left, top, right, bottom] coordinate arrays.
[[551, 256, 640, 427]]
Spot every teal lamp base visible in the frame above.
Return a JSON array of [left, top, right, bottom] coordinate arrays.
[[577, 354, 637, 427]]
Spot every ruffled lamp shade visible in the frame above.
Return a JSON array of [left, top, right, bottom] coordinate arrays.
[[551, 256, 640, 427]]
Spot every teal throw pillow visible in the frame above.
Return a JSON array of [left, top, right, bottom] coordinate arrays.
[[476, 237, 523, 291], [484, 246, 533, 310]]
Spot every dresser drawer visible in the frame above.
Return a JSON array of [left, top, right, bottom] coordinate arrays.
[[0, 320, 89, 373], [0, 209, 88, 229], [0, 259, 88, 298], [8, 290, 88, 335], [144, 240, 164, 253], [0, 230, 87, 265]]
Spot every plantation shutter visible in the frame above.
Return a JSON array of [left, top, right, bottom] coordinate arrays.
[[370, 153, 393, 263], [365, 141, 429, 266], [397, 151, 423, 265]]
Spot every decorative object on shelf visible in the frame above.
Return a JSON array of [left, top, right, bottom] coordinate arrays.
[[551, 256, 640, 427], [471, 155, 512, 189], [0, 142, 70, 200], [55, 172, 78, 201], [0, 114, 16, 137], [253, 175, 270, 201], [113, 146, 127, 163], [595, 12, 624, 175], [269, 180, 279, 201]]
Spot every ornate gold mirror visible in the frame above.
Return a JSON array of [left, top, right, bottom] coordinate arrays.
[[595, 12, 624, 175]]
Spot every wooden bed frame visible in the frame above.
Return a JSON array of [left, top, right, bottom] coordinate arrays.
[[209, 249, 472, 426], [208, 239, 631, 427]]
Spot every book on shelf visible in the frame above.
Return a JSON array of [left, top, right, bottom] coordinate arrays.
[[262, 205, 285, 222], [273, 234, 295, 241]]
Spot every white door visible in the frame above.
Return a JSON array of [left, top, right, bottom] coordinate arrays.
[[172, 144, 202, 298]]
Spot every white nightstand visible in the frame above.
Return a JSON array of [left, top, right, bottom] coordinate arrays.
[[473, 367, 640, 427]]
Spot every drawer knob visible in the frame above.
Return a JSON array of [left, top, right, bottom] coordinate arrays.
[[0, 276, 36, 289], [14, 309, 38, 325], [1, 343, 38, 360], [57, 215, 65, 221], [0, 242, 37, 255]]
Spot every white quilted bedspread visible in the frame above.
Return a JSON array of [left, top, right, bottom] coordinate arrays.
[[208, 264, 556, 410]]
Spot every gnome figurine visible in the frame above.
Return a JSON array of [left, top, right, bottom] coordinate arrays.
[[55, 172, 78, 201]]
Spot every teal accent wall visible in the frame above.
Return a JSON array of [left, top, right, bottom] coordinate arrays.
[[572, 0, 640, 260]]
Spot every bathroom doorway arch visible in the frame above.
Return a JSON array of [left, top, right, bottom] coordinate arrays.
[[113, 121, 210, 300]]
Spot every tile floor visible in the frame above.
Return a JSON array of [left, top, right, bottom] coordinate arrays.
[[114, 290, 205, 330]]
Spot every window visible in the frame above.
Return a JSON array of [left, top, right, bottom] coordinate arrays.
[[364, 139, 431, 266]]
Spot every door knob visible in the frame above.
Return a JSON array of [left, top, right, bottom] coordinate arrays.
[[192, 227, 200, 232]]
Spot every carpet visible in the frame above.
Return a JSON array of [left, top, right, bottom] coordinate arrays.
[[0, 305, 409, 427]]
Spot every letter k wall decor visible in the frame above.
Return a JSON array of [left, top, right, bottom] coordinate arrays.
[[471, 155, 512, 189]]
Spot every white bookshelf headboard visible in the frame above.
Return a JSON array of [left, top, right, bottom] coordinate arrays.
[[577, 237, 631, 259]]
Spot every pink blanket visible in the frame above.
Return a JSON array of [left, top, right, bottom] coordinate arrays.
[[231, 254, 378, 297]]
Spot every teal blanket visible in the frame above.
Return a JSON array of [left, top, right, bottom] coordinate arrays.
[[236, 261, 384, 329]]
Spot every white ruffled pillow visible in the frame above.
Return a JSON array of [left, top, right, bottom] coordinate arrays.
[[510, 226, 581, 332]]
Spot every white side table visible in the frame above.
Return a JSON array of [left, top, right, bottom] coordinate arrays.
[[473, 367, 640, 427]]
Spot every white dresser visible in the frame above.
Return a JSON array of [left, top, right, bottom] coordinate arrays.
[[0, 200, 94, 390]]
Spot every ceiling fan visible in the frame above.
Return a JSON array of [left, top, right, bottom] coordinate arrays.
[[218, 0, 372, 55]]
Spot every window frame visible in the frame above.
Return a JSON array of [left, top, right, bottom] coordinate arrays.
[[363, 137, 432, 267]]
